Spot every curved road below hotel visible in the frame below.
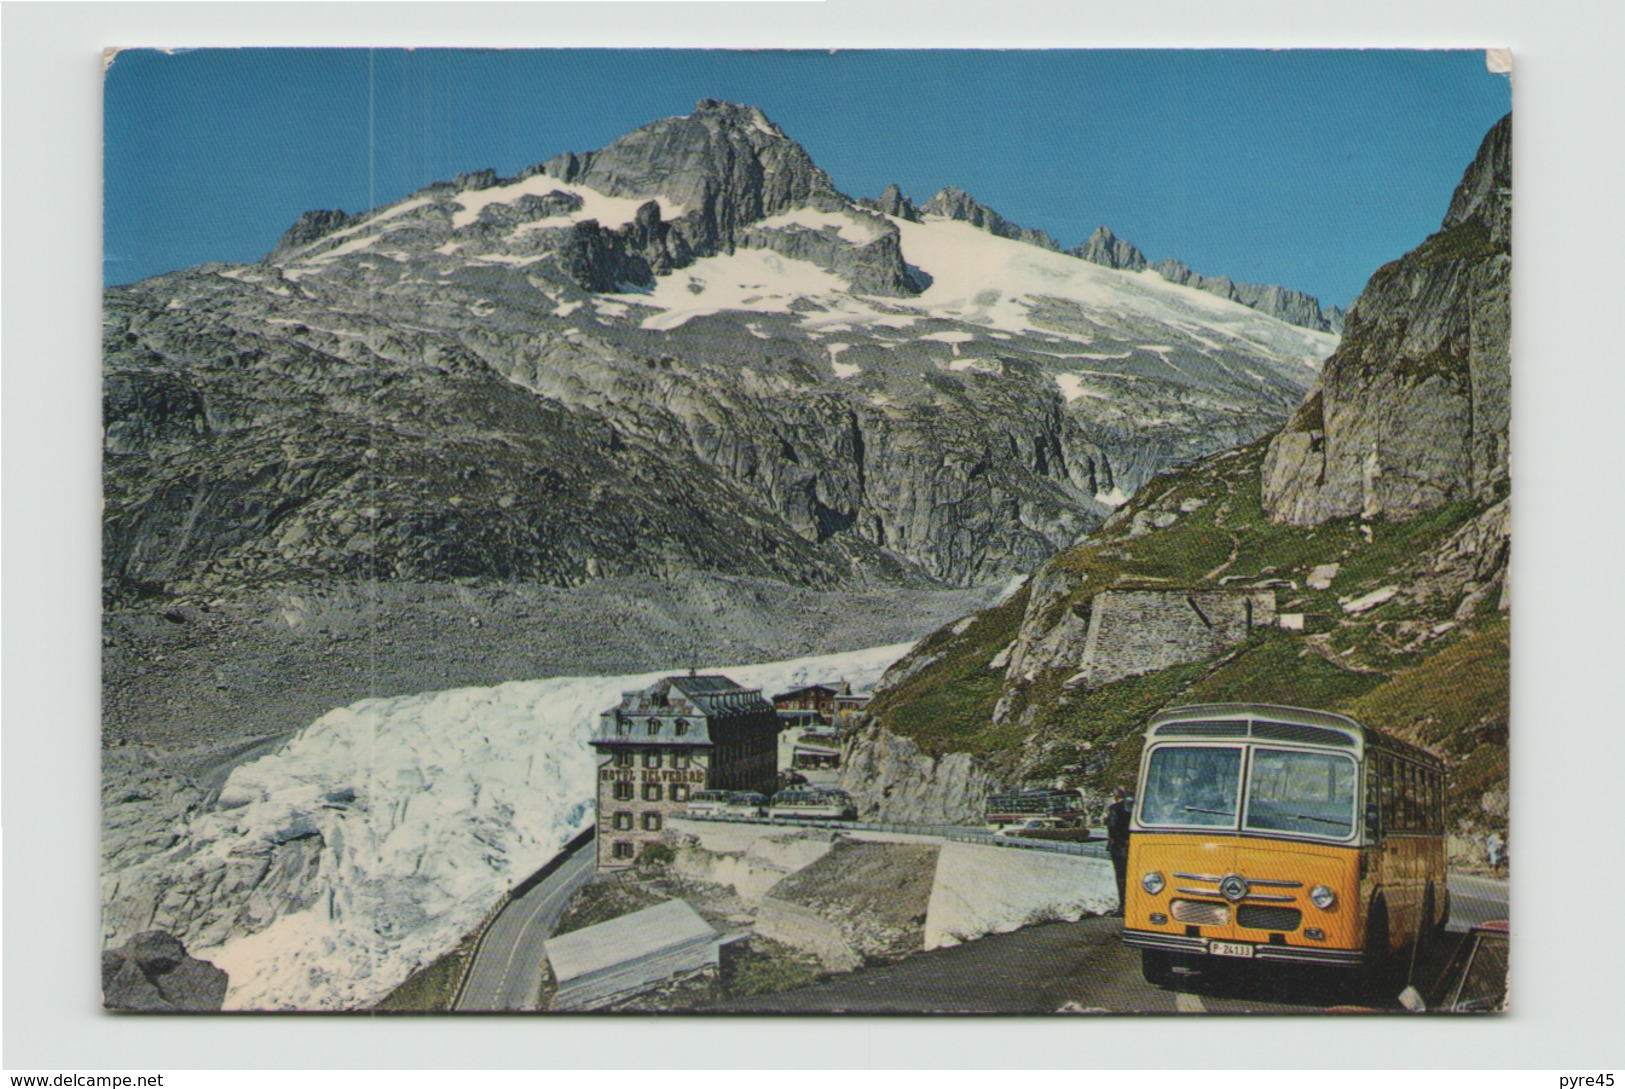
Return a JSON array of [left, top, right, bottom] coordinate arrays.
[[454, 833, 597, 1012]]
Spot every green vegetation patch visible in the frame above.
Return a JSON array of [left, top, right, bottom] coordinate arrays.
[[552, 878, 669, 938], [864, 585, 1031, 758], [1022, 659, 1213, 783], [1344, 617, 1509, 753], [721, 935, 826, 999], [1183, 629, 1389, 709]]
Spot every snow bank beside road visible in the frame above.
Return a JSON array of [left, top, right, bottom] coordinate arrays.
[[923, 841, 1116, 950], [112, 643, 911, 1012]]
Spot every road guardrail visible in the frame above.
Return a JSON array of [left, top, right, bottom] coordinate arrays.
[[674, 812, 1106, 858]]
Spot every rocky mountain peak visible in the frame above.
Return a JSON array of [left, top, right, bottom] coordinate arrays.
[[541, 100, 841, 229], [1443, 112, 1512, 246], [1070, 225, 1148, 271]]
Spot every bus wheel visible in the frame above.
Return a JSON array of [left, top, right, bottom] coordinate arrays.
[[1358, 899, 1394, 1003], [1141, 949, 1174, 988]]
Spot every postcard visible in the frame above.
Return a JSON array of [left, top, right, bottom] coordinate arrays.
[[100, 48, 1510, 1014]]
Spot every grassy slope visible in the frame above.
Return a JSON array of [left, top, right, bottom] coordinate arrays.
[[866, 438, 1508, 832]]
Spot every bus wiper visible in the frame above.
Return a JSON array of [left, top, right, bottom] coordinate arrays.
[[1183, 805, 1233, 816], [1286, 812, 1350, 827]]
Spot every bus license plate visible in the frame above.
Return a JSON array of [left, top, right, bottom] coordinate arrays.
[[1209, 941, 1254, 958]]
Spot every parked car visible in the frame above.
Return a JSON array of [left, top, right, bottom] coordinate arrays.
[[994, 818, 1057, 837], [1425, 920, 1509, 1013], [1328, 920, 1509, 1013]]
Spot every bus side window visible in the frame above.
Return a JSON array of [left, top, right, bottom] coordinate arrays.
[[1379, 756, 1395, 836], [1396, 762, 1409, 832], [1402, 763, 1417, 832], [1365, 762, 1382, 837]]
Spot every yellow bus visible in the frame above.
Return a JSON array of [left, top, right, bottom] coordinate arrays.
[[1123, 703, 1448, 991]]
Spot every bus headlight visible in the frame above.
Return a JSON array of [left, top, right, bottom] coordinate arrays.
[[1309, 885, 1336, 909], [1141, 871, 1166, 895]]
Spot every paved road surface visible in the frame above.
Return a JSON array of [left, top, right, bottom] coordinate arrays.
[[454, 834, 595, 1011], [706, 872, 1507, 1015], [706, 918, 1338, 1014], [1446, 873, 1509, 931]]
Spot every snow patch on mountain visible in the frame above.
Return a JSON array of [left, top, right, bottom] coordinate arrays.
[[757, 208, 884, 244], [143, 643, 913, 1011], [453, 176, 685, 231], [615, 249, 851, 331]]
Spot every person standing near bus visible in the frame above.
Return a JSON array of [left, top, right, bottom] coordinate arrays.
[[1105, 786, 1134, 915]]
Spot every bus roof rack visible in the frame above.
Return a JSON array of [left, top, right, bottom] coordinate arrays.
[[1147, 703, 1442, 766], [1150, 703, 1365, 732]]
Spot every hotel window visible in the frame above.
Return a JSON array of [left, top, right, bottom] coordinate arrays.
[[613, 782, 634, 801], [647, 719, 661, 736], [642, 812, 662, 832], [612, 841, 634, 860], [674, 718, 689, 737], [612, 811, 633, 831], [643, 751, 662, 769], [643, 783, 663, 802], [673, 753, 690, 770], [616, 720, 630, 737], [613, 750, 633, 769], [671, 785, 689, 803]]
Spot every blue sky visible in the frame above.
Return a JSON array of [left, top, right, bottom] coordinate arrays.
[[104, 49, 1509, 306]]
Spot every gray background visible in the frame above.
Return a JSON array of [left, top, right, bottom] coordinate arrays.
[[5, 0, 1620, 1070]]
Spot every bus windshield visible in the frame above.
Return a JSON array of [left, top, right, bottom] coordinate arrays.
[[1140, 746, 1243, 828], [1243, 747, 1356, 838]]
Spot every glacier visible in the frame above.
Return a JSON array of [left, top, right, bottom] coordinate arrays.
[[104, 642, 912, 1012]]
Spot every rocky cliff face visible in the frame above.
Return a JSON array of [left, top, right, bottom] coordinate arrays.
[[1262, 113, 1511, 525], [838, 726, 1001, 824]]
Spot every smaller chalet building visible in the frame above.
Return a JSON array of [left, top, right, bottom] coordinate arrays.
[[771, 682, 849, 725], [590, 674, 779, 872]]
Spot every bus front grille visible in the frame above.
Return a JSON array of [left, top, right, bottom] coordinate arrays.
[[1170, 900, 1230, 927], [1237, 905, 1303, 931]]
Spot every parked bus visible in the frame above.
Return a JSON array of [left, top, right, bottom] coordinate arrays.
[[770, 788, 858, 821], [685, 790, 738, 817], [1122, 704, 1448, 991], [984, 788, 1086, 828], [685, 790, 768, 818]]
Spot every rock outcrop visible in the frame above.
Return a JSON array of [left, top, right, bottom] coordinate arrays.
[[1064, 226, 1341, 334], [921, 186, 1060, 250], [860, 183, 921, 222], [838, 726, 1001, 823], [1154, 258, 1340, 333], [102, 931, 228, 1011], [1262, 113, 1511, 525]]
